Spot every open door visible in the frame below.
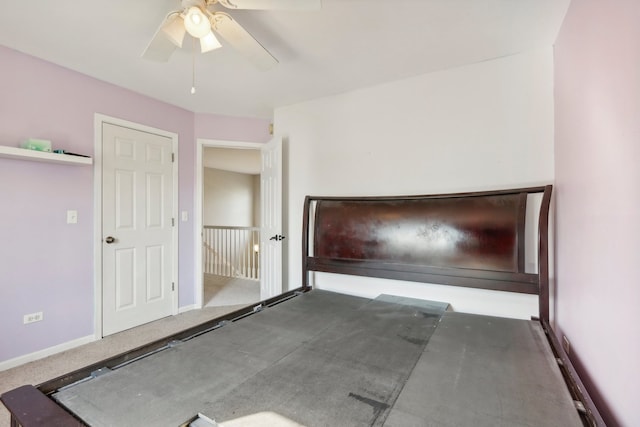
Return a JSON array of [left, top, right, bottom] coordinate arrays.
[[260, 138, 283, 299]]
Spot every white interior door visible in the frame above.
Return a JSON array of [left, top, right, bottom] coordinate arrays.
[[102, 123, 175, 336], [260, 138, 283, 299]]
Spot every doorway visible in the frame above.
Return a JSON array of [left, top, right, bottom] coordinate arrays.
[[195, 139, 282, 309], [202, 149, 261, 307]]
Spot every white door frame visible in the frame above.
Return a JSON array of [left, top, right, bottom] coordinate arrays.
[[93, 114, 179, 339], [195, 138, 264, 308]]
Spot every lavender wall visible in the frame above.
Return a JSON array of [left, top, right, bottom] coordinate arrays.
[[0, 46, 269, 364], [554, 1, 640, 425]]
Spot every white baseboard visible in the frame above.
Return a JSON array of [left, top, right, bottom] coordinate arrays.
[[0, 334, 96, 372], [178, 304, 198, 314]]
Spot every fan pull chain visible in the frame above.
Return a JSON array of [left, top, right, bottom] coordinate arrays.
[[191, 37, 196, 94]]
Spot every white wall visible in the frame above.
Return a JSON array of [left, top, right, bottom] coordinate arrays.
[[274, 48, 555, 318], [203, 168, 258, 227], [203, 147, 261, 174]]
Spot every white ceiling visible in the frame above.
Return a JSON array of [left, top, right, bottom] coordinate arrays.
[[0, 0, 570, 119]]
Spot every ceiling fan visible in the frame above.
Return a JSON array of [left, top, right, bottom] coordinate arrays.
[[142, 0, 320, 70]]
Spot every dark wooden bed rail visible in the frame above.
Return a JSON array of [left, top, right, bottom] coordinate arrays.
[[0, 290, 304, 427]]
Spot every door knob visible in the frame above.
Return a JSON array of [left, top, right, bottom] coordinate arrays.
[[269, 234, 286, 241], [105, 236, 116, 244]]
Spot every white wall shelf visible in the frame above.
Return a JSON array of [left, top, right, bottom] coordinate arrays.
[[0, 145, 92, 165]]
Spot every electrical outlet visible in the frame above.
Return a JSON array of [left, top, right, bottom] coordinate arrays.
[[23, 311, 43, 324], [562, 335, 570, 355]]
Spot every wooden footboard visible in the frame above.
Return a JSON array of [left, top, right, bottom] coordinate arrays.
[[1, 385, 85, 426]]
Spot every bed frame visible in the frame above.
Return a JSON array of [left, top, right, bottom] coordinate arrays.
[[1, 185, 604, 426], [302, 185, 602, 426]]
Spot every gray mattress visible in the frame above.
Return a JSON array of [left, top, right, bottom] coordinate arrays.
[[53, 290, 581, 426]]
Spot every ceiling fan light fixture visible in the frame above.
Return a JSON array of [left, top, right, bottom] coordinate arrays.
[[184, 6, 211, 38], [200, 31, 222, 53], [162, 14, 186, 47]]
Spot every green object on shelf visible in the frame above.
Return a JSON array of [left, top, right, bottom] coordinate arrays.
[[21, 138, 52, 152]]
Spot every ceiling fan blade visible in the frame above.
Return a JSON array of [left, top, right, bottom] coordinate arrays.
[[162, 14, 187, 47], [216, 0, 321, 10], [211, 12, 278, 70], [141, 13, 185, 62]]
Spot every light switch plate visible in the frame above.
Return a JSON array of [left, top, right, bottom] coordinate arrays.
[[67, 210, 78, 224]]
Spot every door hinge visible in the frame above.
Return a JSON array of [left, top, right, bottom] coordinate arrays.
[[172, 218, 175, 226], [172, 282, 175, 291], [171, 153, 175, 163]]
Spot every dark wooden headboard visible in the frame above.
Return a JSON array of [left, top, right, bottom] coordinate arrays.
[[302, 185, 552, 322]]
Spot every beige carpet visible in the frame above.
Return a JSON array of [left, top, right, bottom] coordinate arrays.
[[204, 274, 261, 307], [0, 304, 248, 427]]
